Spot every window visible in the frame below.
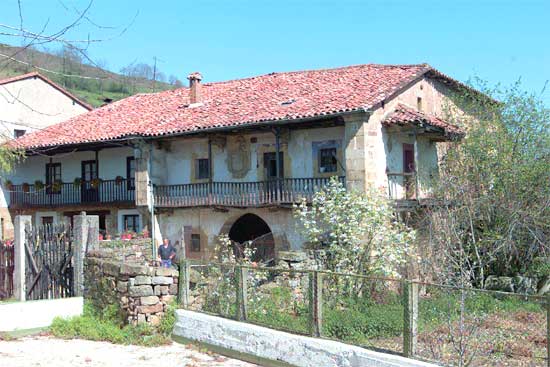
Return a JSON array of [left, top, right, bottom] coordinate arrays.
[[14, 129, 26, 138], [263, 152, 284, 179], [319, 148, 337, 173], [417, 97, 423, 112], [123, 214, 140, 233], [126, 157, 135, 190], [81, 160, 98, 182], [46, 163, 62, 194], [195, 158, 210, 180], [41, 216, 54, 226], [191, 233, 201, 252]]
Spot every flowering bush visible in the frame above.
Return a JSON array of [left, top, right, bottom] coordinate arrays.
[[293, 177, 417, 278]]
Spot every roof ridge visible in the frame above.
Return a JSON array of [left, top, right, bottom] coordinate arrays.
[[0, 71, 93, 110], [203, 63, 431, 87], [0, 71, 40, 85]]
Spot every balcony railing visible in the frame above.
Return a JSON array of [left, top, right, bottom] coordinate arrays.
[[154, 176, 346, 208], [387, 172, 418, 201], [9, 179, 135, 208]]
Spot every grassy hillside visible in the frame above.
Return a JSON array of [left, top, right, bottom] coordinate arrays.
[[0, 43, 176, 107]]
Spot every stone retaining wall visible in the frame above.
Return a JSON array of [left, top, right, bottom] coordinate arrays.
[[85, 249, 178, 326]]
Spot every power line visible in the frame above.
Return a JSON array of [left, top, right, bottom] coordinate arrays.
[[0, 52, 110, 81]]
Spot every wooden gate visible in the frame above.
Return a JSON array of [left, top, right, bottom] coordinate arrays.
[[0, 241, 14, 300], [24, 224, 74, 300]]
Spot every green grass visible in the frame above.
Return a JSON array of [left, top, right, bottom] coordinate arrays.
[[248, 286, 310, 334], [231, 284, 544, 349], [50, 302, 175, 347]]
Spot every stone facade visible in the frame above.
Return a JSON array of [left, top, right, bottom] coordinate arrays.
[[85, 245, 178, 326]]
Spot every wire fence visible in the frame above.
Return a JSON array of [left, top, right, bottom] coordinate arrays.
[[178, 260, 550, 367]]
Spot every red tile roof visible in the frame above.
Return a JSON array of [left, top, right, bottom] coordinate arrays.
[[0, 72, 93, 111], [382, 103, 462, 136], [11, 64, 465, 150]]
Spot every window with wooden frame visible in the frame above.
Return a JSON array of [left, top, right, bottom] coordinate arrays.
[[195, 158, 210, 180], [46, 162, 62, 194], [191, 233, 201, 252], [319, 148, 337, 173], [123, 214, 140, 233], [126, 157, 135, 190]]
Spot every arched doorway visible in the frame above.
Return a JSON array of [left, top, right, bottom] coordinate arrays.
[[228, 213, 275, 263]]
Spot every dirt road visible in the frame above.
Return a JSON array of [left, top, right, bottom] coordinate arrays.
[[0, 336, 258, 367]]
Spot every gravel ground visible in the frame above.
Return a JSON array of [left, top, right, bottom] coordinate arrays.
[[0, 336, 259, 367]]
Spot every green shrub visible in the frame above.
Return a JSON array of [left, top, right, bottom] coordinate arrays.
[[50, 303, 172, 346], [323, 299, 403, 344], [248, 286, 309, 334], [158, 301, 176, 336], [527, 257, 550, 278]]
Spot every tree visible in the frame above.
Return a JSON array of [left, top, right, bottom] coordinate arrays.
[[293, 177, 416, 278], [426, 80, 550, 288], [168, 74, 183, 88]]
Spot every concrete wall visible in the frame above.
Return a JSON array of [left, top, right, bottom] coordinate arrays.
[[173, 309, 439, 367], [0, 76, 88, 141], [0, 297, 83, 332]]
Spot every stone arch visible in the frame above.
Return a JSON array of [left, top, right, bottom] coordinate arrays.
[[220, 213, 276, 263]]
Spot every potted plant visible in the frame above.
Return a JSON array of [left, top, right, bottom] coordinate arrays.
[[115, 175, 124, 185], [73, 177, 82, 187], [34, 180, 44, 191], [91, 178, 102, 189], [22, 182, 30, 193], [4, 180, 13, 190], [52, 180, 63, 192]]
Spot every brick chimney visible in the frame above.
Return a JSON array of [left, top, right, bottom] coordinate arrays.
[[187, 72, 203, 105]]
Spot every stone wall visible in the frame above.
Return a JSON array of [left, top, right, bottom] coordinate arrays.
[[97, 238, 153, 263], [85, 247, 178, 326]]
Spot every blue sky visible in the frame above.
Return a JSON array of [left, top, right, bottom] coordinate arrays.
[[2, 0, 549, 104]]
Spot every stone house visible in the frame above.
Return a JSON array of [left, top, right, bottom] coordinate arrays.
[[1, 64, 476, 258]]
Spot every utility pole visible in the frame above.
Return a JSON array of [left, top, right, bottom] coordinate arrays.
[[152, 56, 157, 93], [151, 56, 165, 93]]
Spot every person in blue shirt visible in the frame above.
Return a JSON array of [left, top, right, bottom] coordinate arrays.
[[158, 238, 176, 268]]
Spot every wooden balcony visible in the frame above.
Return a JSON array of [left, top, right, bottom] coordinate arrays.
[[9, 179, 135, 209], [154, 177, 346, 208]]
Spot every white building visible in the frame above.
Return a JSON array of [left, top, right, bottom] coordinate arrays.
[[0, 72, 92, 238], [1, 64, 477, 260], [0, 72, 91, 141]]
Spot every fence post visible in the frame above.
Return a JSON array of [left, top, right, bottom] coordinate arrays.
[[178, 259, 190, 308], [235, 265, 248, 321], [547, 293, 550, 367], [403, 279, 419, 358], [73, 212, 99, 297], [309, 271, 323, 337], [13, 215, 31, 301]]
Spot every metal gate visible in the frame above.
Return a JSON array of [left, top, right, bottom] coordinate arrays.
[[24, 224, 74, 300], [0, 241, 14, 300]]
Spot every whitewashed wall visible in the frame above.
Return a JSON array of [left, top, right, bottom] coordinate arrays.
[[152, 126, 346, 185], [0, 76, 89, 141], [0, 146, 133, 207]]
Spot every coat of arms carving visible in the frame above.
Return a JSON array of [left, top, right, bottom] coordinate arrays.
[[226, 136, 251, 178]]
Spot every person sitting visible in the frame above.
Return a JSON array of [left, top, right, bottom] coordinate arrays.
[[158, 238, 176, 268]]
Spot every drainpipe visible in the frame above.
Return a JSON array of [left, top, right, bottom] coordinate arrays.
[[208, 138, 213, 200], [148, 142, 157, 260], [274, 127, 281, 202], [413, 129, 420, 200]]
